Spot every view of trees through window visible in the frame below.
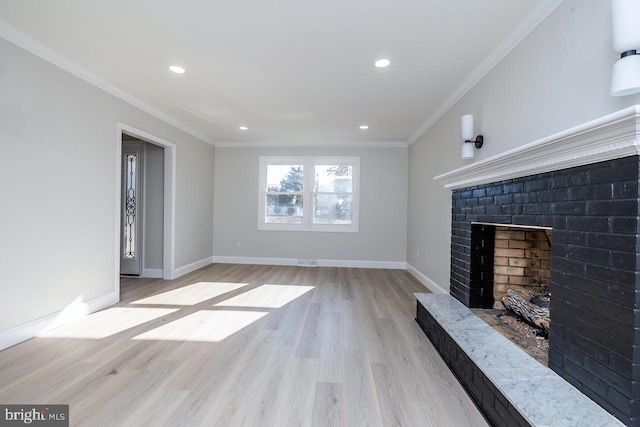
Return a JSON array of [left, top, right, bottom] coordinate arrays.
[[265, 164, 353, 225], [313, 165, 353, 225], [265, 165, 304, 224], [260, 157, 358, 231]]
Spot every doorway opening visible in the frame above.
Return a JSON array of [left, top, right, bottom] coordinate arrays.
[[115, 124, 176, 298]]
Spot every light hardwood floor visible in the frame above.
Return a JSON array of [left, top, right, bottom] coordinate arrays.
[[0, 264, 489, 426]]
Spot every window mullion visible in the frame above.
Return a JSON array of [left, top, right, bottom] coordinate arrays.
[[303, 159, 313, 229]]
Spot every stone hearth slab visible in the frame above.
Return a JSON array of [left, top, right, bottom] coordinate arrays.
[[415, 293, 623, 427]]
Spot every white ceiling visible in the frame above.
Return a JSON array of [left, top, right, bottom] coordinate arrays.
[[0, 1, 554, 145]]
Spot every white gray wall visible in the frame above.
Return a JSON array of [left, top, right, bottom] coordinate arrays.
[[0, 37, 215, 333], [144, 142, 164, 271], [213, 146, 408, 264], [407, 0, 640, 290]]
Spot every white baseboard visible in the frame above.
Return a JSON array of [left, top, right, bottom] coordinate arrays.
[[212, 256, 406, 270], [212, 256, 298, 266], [174, 256, 215, 278], [142, 268, 163, 279], [317, 259, 406, 269], [0, 292, 119, 351], [406, 263, 448, 294]]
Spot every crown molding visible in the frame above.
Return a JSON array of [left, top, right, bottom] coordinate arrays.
[[407, 0, 564, 145], [434, 106, 640, 190], [0, 19, 216, 146], [215, 140, 408, 148]]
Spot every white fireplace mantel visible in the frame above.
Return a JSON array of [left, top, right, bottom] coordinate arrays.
[[434, 106, 640, 190]]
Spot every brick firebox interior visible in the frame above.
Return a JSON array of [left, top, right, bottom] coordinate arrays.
[[493, 226, 551, 309]]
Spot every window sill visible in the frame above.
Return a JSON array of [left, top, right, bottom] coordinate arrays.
[[258, 224, 358, 233]]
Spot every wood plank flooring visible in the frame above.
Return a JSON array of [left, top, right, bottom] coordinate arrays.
[[0, 264, 489, 426]]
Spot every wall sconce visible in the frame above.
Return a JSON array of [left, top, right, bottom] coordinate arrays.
[[611, 0, 640, 96], [461, 114, 483, 160]]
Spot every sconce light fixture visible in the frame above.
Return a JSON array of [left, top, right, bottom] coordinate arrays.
[[611, 0, 640, 96], [461, 114, 483, 160]]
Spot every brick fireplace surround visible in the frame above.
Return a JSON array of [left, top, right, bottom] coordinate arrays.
[[424, 106, 640, 425]]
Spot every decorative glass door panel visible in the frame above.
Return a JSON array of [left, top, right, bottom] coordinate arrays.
[[120, 141, 144, 275], [124, 154, 137, 259]]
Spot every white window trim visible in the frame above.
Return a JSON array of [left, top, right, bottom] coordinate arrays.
[[258, 156, 360, 232]]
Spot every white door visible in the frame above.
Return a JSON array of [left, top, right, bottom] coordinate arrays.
[[120, 141, 144, 275]]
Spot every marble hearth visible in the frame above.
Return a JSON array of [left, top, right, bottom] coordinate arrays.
[[416, 293, 622, 426]]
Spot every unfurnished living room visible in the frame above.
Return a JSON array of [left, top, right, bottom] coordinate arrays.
[[1, 1, 640, 426]]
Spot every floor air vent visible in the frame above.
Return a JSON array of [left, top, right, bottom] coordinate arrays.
[[297, 259, 317, 267]]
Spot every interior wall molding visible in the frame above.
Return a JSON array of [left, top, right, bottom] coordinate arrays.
[[213, 256, 298, 266], [0, 292, 118, 352], [407, 0, 564, 145], [212, 256, 406, 270], [406, 263, 448, 294], [174, 256, 215, 278], [215, 141, 409, 148], [0, 19, 215, 146], [434, 106, 640, 190], [317, 259, 406, 269]]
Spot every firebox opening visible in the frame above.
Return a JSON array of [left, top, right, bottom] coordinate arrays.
[[493, 225, 552, 309], [470, 222, 552, 366]]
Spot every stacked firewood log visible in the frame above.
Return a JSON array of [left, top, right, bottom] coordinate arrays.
[[501, 287, 550, 336]]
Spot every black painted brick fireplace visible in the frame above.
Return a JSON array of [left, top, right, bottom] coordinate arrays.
[[449, 156, 640, 425]]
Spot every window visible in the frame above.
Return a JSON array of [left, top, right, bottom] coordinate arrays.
[[258, 156, 359, 232]]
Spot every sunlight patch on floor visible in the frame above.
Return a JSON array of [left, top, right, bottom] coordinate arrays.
[[132, 310, 268, 342], [38, 283, 315, 343], [213, 284, 315, 309], [130, 281, 249, 306], [39, 307, 178, 339]]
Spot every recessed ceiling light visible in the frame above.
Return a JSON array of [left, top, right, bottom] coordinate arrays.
[[374, 58, 390, 68], [359, 125, 369, 130], [169, 65, 185, 74], [239, 126, 249, 131]]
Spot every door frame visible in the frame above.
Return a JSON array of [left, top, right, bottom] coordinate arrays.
[[115, 123, 176, 295]]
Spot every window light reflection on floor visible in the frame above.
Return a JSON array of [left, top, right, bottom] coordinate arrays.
[[213, 284, 315, 309], [40, 284, 315, 343], [39, 307, 178, 339], [130, 281, 249, 306], [132, 310, 269, 342], [133, 284, 315, 342]]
